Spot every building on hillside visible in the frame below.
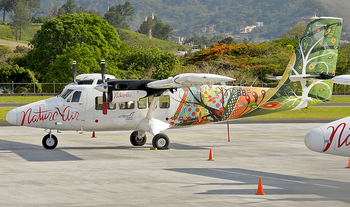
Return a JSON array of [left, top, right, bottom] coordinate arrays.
[[202, 24, 217, 33], [256, 22, 264, 27], [240, 25, 256, 33], [299, 17, 311, 24], [169, 36, 184, 45]]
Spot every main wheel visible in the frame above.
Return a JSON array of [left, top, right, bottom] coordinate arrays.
[[42, 134, 58, 149], [130, 131, 147, 146], [152, 133, 169, 150]]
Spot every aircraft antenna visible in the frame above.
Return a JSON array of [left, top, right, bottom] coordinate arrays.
[[72, 60, 77, 82]]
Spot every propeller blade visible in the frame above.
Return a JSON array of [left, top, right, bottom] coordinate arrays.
[[101, 60, 107, 115], [101, 60, 106, 83], [72, 60, 77, 82], [102, 92, 108, 115]]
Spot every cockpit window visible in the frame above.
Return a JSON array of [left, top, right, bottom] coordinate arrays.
[[60, 89, 73, 99], [67, 91, 82, 102]]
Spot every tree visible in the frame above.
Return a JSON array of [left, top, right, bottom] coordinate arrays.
[[27, 0, 41, 19], [280, 23, 307, 41], [103, 2, 134, 29], [116, 1, 134, 29], [137, 16, 173, 41], [0, 64, 41, 93], [218, 37, 238, 45], [0, 0, 13, 22], [153, 19, 173, 40], [183, 36, 210, 46], [10, 0, 30, 41], [115, 46, 179, 79], [15, 13, 123, 82], [45, 4, 58, 19], [58, 0, 76, 15], [104, 8, 123, 28], [75, 6, 88, 14]]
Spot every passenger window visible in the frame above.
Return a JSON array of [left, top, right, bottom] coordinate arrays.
[[138, 98, 147, 109], [119, 101, 135, 110], [95, 97, 116, 110], [159, 95, 170, 108]]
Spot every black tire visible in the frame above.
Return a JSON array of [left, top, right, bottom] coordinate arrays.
[[152, 133, 169, 150], [130, 131, 147, 146], [42, 134, 58, 149]]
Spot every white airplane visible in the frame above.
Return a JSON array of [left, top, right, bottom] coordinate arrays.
[[6, 16, 343, 150], [305, 75, 350, 157]]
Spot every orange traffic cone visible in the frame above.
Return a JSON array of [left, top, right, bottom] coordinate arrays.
[[91, 131, 97, 138], [255, 177, 265, 195], [208, 148, 214, 161], [346, 158, 350, 168]]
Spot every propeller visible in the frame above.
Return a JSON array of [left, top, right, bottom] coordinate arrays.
[[101, 60, 108, 115], [72, 60, 77, 82]]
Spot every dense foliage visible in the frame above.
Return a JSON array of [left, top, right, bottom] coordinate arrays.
[[137, 16, 174, 40], [116, 46, 180, 79], [182, 42, 293, 82], [0, 64, 41, 93], [103, 1, 134, 29], [15, 13, 123, 83]]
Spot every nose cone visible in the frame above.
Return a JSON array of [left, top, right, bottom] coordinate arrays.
[[304, 127, 325, 152], [6, 109, 17, 125]]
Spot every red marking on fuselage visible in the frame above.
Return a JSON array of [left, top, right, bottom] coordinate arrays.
[[20, 106, 80, 126], [114, 92, 133, 99], [323, 122, 350, 152]]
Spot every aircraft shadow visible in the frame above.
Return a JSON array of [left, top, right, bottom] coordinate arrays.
[[166, 168, 350, 203], [0, 139, 83, 162], [59, 143, 207, 150]]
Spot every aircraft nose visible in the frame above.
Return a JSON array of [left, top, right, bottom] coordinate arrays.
[[6, 109, 17, 125], [304, 127, 325, 152]]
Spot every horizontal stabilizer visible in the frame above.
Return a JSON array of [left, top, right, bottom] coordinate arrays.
[[147, 73, 235, 89], [332, 75, 350, 85], [267, 73, 335, 81]]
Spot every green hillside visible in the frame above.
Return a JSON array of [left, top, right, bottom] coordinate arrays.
[[38, 0, 350, 41], [0, 24, 41, 43], [0, 24, 183, 52], [117, 29, 187, 52]]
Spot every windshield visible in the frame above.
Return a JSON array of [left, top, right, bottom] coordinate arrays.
[[59, 89, 74, 99]]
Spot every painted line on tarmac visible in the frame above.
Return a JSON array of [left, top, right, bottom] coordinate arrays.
[[0, 133, 305, 140]]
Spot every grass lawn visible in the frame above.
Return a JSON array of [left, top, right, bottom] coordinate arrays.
[[249, 106, 350, 119], [0, 107, 14, 121], [329, 95, 350, 103], [0, 96, 53, 103]]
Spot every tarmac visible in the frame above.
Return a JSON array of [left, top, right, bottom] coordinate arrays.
[[0, 122, 350, 206]]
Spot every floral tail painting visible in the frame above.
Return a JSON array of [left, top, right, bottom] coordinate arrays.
[[170, 17, 342, 127]]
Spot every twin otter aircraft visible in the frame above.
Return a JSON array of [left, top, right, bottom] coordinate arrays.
[[6, 16, 342, 150]]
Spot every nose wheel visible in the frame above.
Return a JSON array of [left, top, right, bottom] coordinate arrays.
[[130, 131, 147, 146], [42, 134, 58, 149]]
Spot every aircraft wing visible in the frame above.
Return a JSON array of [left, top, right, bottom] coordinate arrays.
[[146, 73, 235, 89], [332, 75, 350, 85]]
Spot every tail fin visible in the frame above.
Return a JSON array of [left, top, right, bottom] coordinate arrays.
[[272, 17, 343, 110]]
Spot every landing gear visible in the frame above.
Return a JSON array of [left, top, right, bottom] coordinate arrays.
[[152, 133, 169, 150], [42, 134, 58, 149], [130, 131, 147, 146]]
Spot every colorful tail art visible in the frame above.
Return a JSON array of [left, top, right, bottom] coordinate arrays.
[[170, 17, 342, 126]]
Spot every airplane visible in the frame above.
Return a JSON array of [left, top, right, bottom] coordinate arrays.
[[6, 16, 343, 150], [305, 74, 350, 157]]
